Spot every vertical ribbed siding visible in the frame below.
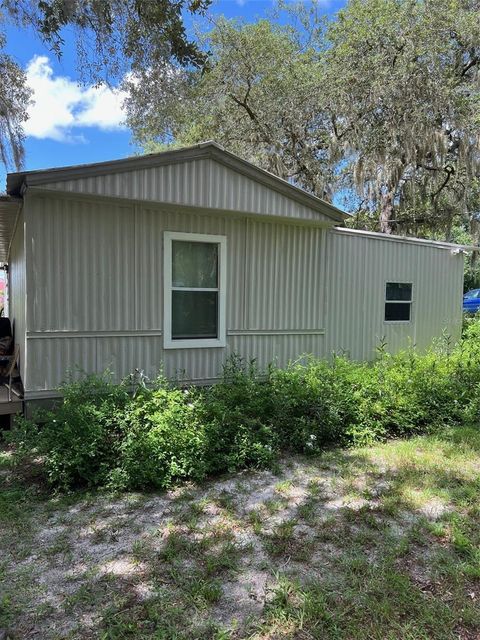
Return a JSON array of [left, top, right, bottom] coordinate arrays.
[[134, 207, 245, 331], [22, 192, 463, 393], [28, 338, 98, 390], [24, 192, 331, 392], [324, 230, 464, 360], [27, 194, 325, 337], [26, 334, 329, 391], [27, 197, 135, 332], [38, 157, 331, 223], [9, 209, 26, 380], [96, 336, 164, 382], [246, 221, 326, 330]]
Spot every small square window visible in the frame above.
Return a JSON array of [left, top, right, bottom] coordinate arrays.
[[385, 282, 412, 322]]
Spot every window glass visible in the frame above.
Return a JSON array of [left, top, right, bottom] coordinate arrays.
[[172, 290, 218, 339], [386, 282, 412, 301], [385, 302, 411, 322], [385, 282, 412, 322], [172, 241, 218, 288]]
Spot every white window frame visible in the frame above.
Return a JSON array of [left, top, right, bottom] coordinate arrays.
[[164, 231, 227, 349], [384, 281, 413, 324]]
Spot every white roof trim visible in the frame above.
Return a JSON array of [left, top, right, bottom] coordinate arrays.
[[334, 226, 480, 251], [7, 141, 347, 224]]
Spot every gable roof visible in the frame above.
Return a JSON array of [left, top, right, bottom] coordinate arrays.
[[6, 141, 347, 224]]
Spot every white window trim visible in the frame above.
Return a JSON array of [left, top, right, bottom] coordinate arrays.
[[384, 281, 414, 324], [164, 231, 227, 349]]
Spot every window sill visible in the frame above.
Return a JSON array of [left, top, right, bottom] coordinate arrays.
[[383, 320, 412, 325], [163, 337, 227, 349]]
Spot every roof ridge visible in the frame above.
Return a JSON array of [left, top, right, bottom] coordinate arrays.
[[6, 142, 347, 223]]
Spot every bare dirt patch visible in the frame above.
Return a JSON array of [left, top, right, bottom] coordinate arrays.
[[2, 436, 480, 639]]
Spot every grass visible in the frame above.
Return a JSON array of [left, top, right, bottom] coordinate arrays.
[[1, 426, 480, 638]]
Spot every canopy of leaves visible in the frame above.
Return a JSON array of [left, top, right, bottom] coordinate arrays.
[[125, 19, 337, 200], [0, 0, 210, 172], [325, 0, 480, 233], [4, 0, 210, 81], [127, 0, 480, 237], [0, 31, 32, 170]]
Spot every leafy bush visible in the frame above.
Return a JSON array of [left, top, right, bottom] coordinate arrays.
[[269, 356, 365, 451], [8, 318, 480, 492], [109, 385, 208, 490], [11, 373, 130, 489], [199, 356, 278, 473]]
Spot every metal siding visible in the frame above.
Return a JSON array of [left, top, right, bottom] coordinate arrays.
[[22, 193, 464, 394], [28, 337, 98, 391], [24, 191, 331, 392], [324, 230, 464, 360], [134, 206, 245, 331], [38, 158, 330, 223], [246, 221, 326, 330], [96, 336, 164, 382], [27, 196, 135, 332], [9, 209, 26, 381], [228, 334, 326, 370]]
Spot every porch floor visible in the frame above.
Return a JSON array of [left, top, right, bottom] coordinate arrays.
[[0, 386, 23, 415]]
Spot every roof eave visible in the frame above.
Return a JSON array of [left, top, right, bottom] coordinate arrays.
[[0, 196, 23, 264], [7, 142, 347, 224], [334, 226, 480, 251]]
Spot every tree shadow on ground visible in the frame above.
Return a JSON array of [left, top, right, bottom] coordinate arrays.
[[2, 427, 480, 639]]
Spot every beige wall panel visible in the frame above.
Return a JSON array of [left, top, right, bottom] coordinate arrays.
[[134, 207, 246, 331], [96, 336, 164, 383], [324, 231, 464, 361], [21, 193, 464, 393], [27, 337, 98, 391], [246, 221, 326, 330], [27, 196, 135, 332], [38, 158, 330, 222]]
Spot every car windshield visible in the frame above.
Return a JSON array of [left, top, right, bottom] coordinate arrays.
[[465, 289, 480, 298]]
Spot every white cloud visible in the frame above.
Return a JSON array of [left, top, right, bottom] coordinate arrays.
[[24, 56, 127, 142]]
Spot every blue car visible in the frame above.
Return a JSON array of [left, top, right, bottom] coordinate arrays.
[[463, 289, 480, 313]]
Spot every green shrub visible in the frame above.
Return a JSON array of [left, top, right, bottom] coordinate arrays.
[[199, 356, 278, 473], [8, 318, 480, 492], [109, 385, 208, 490], [269, 356, 366, 451], [11, 373, 130, 490]]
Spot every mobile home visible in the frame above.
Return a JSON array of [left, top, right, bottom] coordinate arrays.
[[0, 142, 469, 410]]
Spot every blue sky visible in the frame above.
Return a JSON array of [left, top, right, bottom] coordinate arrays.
[[1, 0, 345, 191]]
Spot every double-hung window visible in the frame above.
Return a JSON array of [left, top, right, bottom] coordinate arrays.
[[164, 232, 227, 348], [384, 282, 413, 322]]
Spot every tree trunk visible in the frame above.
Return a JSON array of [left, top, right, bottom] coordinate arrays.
[[379, 190, 395, 234], [444, 215, 453, 243], [470, 216, 480, 270]]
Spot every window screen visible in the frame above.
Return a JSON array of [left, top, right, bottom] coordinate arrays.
[[385, 282, 412, 322]]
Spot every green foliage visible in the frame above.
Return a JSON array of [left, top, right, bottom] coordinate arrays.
[[110, 385, 207, 490], [269, 356, 364, 451], [125, 18, 336, 198], [10, 373, 130, 489], [8, 318, 480, 492], [0, 0, 211, 171], [0, 30, 31, 170], [198, 356, 278, 474], [129, 0, 480, 239]]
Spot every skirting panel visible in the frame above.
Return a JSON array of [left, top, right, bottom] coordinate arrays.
[[25, 333, 327, 392]]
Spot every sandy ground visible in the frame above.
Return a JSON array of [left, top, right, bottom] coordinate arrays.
[[1, 443, 477, 639]]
